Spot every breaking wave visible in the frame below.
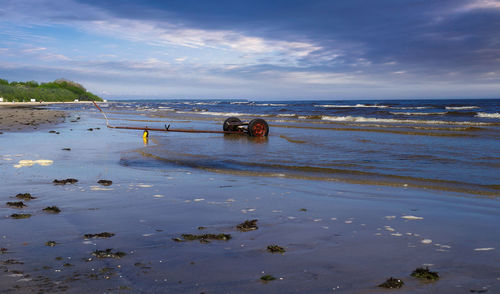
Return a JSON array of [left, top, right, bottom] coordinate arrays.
[[445, 106, 479, 110], [320, 115, 493, 126], [476, 112, 500, 119]]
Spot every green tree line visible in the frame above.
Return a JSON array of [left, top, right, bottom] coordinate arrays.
[[0, 78, 103, 102]]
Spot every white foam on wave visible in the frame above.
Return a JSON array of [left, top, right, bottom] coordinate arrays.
[[320, 115, 492, 125], [177, 110, 266, 117], [256, 103, 288, 107], [277, 113, 297, 117], [315, 104, 389, 108], [394, 106, 433, 110], [476, 112, 500, 119], [445, 106, 479, 110], [391, 112, 446, 116]]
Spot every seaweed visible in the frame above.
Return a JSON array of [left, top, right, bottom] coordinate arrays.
[[6, 201, 26, 208], [53, 178, 78, 185], [174, 233, 232, 243], [411, 267, 439, 281], [1, 248, 7, 254], [45, 241, 57, 247], [260, 275, 276, 282], [92, 249, 126, 259], [15, 193, 36, 200], [43, 206, 61, 213], [378, 277, 404, 288], [97, 180, 112, 186], [237, 219, 258, 232], [84, 232, 115, 239], [267, 245, 286, 254], [299, 208, 307, 212], [10, 213, 31, 219]]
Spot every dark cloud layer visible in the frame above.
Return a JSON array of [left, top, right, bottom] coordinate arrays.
[[70, 0, 500, 86]]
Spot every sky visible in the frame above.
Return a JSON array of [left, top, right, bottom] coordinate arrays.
[[0, 0, 499, 100]]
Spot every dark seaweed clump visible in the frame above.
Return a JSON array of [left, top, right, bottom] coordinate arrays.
[[1, 248, 7, 254], [92, 249, 126, 259], [411, 267, 440, 281], [84, 232, 115, 239], [43, 206, 61, 213], [174, 233, 232, 243], [45, 241, 57, 247], [15, 193, 36, 200], [237, 219, 258, 232], [260, 275, 276, 282], [267, 245, 286, 253], [379, 277, 404, 288], [97, 180, 113, 186], [6, 201, 26, 208], [10, 213, 31, 219], [53, 178, 78, 185]]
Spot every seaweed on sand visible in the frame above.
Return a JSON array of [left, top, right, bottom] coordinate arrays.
[[10, 213, 31, 219], [97, 180, 112, 186], [267, 245, 286, 253], [237, 219, 258, 232], [173, 233, 232, 243], [378, 277, 404, 288], [43, 206, 61, 213], [92, 249, 126, 259], [15, 193, 36, 200], [84, 232, 115, 239], [6, 201, 26, 208], [53, 178, 78, 185], [260, 275, 276, 282], [411, 267, 439, 281]]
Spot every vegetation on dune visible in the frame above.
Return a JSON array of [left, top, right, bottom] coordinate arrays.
[[0, 78, 103, 102]]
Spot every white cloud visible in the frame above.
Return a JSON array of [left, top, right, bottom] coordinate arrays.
[[461, 0, 500, 11]]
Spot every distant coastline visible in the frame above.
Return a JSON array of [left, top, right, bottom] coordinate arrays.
[[0, 78, 103, 102]]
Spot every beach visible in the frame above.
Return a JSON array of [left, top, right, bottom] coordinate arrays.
[[1, 101, 499, 293]]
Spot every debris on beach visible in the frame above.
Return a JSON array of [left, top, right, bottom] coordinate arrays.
[[62, 148, 71, 151], [84, 232, 115, 239], [411, 267, 439, 281], [45, 241, 57, 247], [378, 277, 404, 288], [15, 193, 36, 200], [97, 180, 113, 186], [237, 219, 259, 232], [92, 249, 126, 259], [260, 275, 276, 282], [53, 178, 78, 185], [43, 206, 61, 213], [173, 233, 232, 243], [1, 248, 7, 254], [6, 201, 26, 208], [299, 208, 307, 212], [2, 259, 24, 265], [10, 213, 31, 219], [267, 245, 286, 253]]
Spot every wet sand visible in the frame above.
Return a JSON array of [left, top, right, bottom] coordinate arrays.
[[0, 105, 499, 293], [0, 104, 66, 132]]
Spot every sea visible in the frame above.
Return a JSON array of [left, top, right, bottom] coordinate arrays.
[[56, 98, 500, 197]]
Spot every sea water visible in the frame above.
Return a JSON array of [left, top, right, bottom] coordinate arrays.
[[54, 98, 500, 196]]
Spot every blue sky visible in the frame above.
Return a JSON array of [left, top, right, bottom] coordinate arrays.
[[1, 0, 499, 100]]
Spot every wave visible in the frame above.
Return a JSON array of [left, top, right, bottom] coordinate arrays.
[[320, 115, 493, 126], [314, 104, 389, 109], [476, 112, 500, 119], [445, 106, 479, 110], [391, 112, 446, 116], [276, 113, 297, 117], [176, 110, 270, 117], [256, 103, 288, 107]]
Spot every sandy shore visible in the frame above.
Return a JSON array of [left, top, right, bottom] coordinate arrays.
[[0, 105, 66, 132], [0, 103, 498, 294]]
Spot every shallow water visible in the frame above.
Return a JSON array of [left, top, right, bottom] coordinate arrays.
[[58, 99, 500, 196], [0, 100, 499, 293]]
